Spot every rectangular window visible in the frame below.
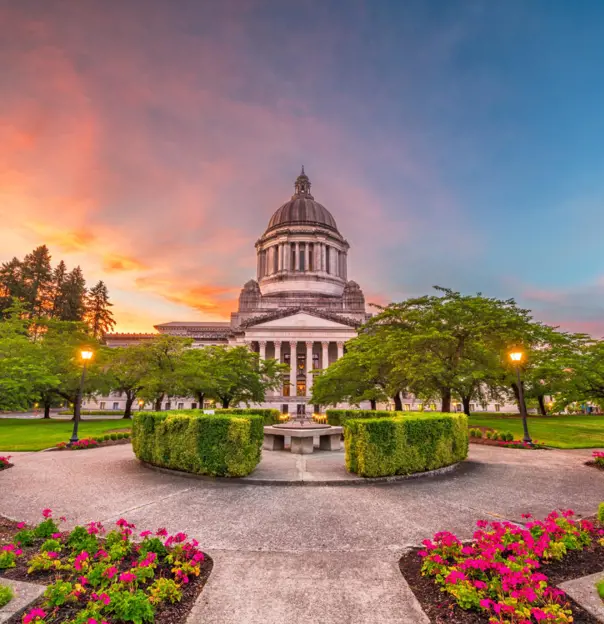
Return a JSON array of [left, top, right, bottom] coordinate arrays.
[[291, 247, 296, 271], [495, 404, 501, 412], [296, 382, 306, 396], [325, 245, 330, 273], [308, 244, 314, 271], [99, 402, 105, 409], [191, 403, 197, 409], [282, 404, 289, 414], [403, 404, 410, 411], [178, 402, 184, 409], [165, 402, 171, 411], [283, 382, 290, 397], [273, 246, 279, 273], [299, 249, 305, 271], [470, 403, 476, 412], [112, 402, 119, 410], [430, 403, 437, 411]]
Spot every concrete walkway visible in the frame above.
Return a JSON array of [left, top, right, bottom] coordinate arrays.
[[0, 445, 601, 623]]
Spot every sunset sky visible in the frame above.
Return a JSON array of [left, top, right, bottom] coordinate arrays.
[[1, 1, 604, 334]]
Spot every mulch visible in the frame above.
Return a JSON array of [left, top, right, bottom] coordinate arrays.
[[0, 463, 13, 471], [584, 460, 604, 471], [399, 522, 604, 624], [469, 438, 547, 449], [50, 438, 132, 452], [0, 516, 213, 624]]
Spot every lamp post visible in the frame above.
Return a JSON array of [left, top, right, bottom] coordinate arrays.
[[509, 350, 532, 446], [69, 349, 94, 447]]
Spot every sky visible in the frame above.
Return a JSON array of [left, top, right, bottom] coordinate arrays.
[[1, 0, 604, 334]]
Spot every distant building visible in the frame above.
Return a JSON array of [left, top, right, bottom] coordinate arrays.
[[86, 169, 517, 415]]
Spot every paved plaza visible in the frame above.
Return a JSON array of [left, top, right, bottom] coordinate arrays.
[[1, 445, 602, 623]]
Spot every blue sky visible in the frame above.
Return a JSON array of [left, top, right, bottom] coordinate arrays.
[[1, 0, 604, 332]]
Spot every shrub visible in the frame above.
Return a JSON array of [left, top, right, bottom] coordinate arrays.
[[213, 408, 281, 426], [116, 432, 124, 439], [593, 451, 604, 467], [485, 431, 493, 439], [503, 431, 514, 441], [0, 584, 13, 609], [344, 413, 468, 477], [326, 409, 395, 427], [469, 428, 482, 438], [597, 579, 604, 601], [598, 502, 604, 523], [110, 433, 118, 441], [132, 411, 264, 477]]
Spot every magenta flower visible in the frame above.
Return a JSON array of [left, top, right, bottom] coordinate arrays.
[[140, 530, 152, 538], [41, 509, 52, 519], [102, 566, 118, 579], [23, 608, 46, 624], [17, 521, 26, 529], [119, 571, 137, 583]]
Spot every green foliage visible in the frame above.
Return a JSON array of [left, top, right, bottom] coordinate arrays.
[[326, 409, 395, 427], [132, 411, 264, 477], [596, 578, 604, 601], [14, 528, 35, 546], [110, 433, 118, 440], [344, 413, 469, 477], [41, 538, 62, 553], [0, 550, 17, 569], [44, 580, 75, 607], [148, 577, 182, 605], [67, 526, 99, 554], [212, 408, 281, 426], [0, 584, 13, 608], [34, 518, 60, 539], [106, 588, 155, 624], [598, 502, 604, 523], [469, 427, 483, 438]]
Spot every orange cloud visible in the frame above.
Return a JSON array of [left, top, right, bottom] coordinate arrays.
[[102, 254, 148, 273]]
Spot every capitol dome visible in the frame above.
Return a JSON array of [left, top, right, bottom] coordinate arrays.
[[266, 168, 338, 232]]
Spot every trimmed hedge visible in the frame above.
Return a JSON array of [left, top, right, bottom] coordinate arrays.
[[164, 408, 280, 426], [344, 412, 468, 478], [58, 410, 125, 416], [326, 409, 396, 427], [132, 411, 263, 477]]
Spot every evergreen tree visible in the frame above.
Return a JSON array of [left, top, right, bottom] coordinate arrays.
[[61, 267, 87, 321], [0, 258, 24, 315], [50, 260, 68, 319], [21, 245, 53, 318], [85, 280, 116, 338]]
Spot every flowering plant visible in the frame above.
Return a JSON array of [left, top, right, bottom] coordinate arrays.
[[10, 510, 208, 624], [593, 451, 604, 467], [0, 455, 12, 469], [59, 438, 99, 450], [419, 510, 595, 623]]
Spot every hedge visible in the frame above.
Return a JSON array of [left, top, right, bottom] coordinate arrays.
[[344, 412, 468, 477], [58, 410, 124, 416], [326, 409, 396, 427], [213, 408, 281, 426], [132, 411, 264, 477]]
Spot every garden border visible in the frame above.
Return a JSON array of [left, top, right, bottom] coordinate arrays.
[[138, 458, 462, 486]]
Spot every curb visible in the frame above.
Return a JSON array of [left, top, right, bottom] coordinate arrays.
[[139, 459, 462, 486]]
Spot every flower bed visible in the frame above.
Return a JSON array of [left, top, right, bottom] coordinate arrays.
[[0, 509, 212, 624], [399, 508, 604, 623], [0, 455, 13, 471], [469, 428, 546, 449], [586, 451, 604, 472], [54, 433, 131, 451]]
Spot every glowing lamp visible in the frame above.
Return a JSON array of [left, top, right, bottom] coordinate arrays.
[[509, 351, 523, 362], [81, 350, 94, 361]]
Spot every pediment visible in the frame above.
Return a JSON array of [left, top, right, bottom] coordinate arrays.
[[241, 307, 360, 329]]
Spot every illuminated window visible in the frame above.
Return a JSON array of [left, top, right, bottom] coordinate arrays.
[[403, 404, 410, 411], [416, 403, 423, 411], [283, 383, 290, 397], [430, 403, 437, 411], [296, 382, 306, 396]]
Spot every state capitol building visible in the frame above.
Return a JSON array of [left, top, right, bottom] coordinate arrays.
[[86, 169, 515, 415]]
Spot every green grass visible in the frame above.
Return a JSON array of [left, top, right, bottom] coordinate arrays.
[[0, 419, 131, 451], [468, 413, 604, 448]]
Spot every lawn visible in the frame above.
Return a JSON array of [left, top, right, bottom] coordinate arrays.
[[0, 418, 132, 451], [468, 413, 604, 448]]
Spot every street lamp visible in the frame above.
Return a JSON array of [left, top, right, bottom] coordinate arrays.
[[509, 350, 533, 446], [69, 349, 94, 447]]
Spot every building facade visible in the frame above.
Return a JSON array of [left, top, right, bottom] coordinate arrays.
[[86, 169, 517, 414]]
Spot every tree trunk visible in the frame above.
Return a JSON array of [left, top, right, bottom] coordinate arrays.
[[441, 388, 452, 413], [196, 392, 205, 409], [369, 399, 377, 410], [222, 397, 231, 408], [462, 396, 471, 416], [393, 393, 403, 411], [43, 401, 51, 419], [123, 394, 135, 419], [537, 394, 547, 416], [153, 394, 164, 412]]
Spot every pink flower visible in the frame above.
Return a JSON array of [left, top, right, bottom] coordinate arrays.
[[119, 572, 137, 583], [156, 527, 168, 536], [140, 530, 152, 538], [17, 522, 26, 529], [102, 566, 118, 579], [78, 576, 88, 586], [41, 509, 52, 519], [23, 608, 46, 624], [51, 533, 62, 539]]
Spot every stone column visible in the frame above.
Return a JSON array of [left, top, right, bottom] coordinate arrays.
[[306, 341, 314, 396], [305, 242, 310, 272], [321, 341, 329, 369], [259, 340, 267, 361], [295, 243, 300, 271], [273, 341, 282, 397], [337, 341, 344, 360], [289, 341, 297, 398], [321, 243, 326, 273]]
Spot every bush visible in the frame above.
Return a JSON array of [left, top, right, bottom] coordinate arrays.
[[598, 502, 604, 523], [166, 408, 280, 426], [0, 584, 13, 609], [58, 410, 124, 416], [344, 413, 468, 477], [110, 433, 118, 441], [326, 409, 395, 427], [486, 431, 493, 439], [503, 431, 514, 441], [597, 579, 604, 601], [132, 411, 264, 477], [469, 428, 482, 438]]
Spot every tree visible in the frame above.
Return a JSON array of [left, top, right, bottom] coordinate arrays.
[[61, 267, 87, 321], [21, 245, 53, 318], [103, 346, 151, 418], [0, 302, 58, 411], [50, 260, 68, 319], [0, 258, 24, 315], [179, 348, 215, 408], [85, 281, 116, 339], [137, 336, 192, 411], [365, 287, 539, 414], [203, 345, 285, 408]]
